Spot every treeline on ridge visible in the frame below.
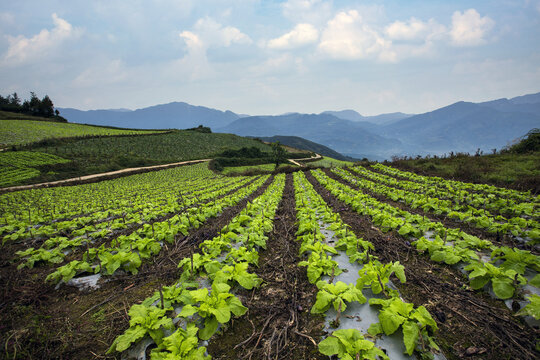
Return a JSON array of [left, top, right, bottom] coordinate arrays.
[[211, 145, 313, 171], [0, 92, 66, 122]]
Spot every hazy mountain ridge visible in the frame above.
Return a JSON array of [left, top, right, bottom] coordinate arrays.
[[322, 110, 413, 125], [59, 91, 540, 160], [216, 113, 402, 161], [59, 102, 240, 130]]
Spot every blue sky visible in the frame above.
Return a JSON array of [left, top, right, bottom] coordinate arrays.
[[1, 0, 539, 115]]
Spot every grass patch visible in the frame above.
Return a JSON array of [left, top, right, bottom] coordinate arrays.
[[304, 157, 355, 168]]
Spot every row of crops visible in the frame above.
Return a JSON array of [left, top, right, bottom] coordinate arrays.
[[0, 120, 163, 147], [0, 151, 71, 187], [1, 162, 538, 359]]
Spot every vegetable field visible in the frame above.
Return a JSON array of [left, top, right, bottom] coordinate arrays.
[[1, 162, 538, 360], [0, 120, 163, 147]]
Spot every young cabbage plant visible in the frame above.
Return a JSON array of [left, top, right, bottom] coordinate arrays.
[[464, 261, 527, 299], [46, 260, 94, 283], [368, 297, 439, 357], [299, 251, 342, 284], [311, 280, 366, 327], [357, 260, 406, 297], [516, 294, 540, 320], [108, 304, 174, 353], [318, 329, 389, 360], [150, 323, 211, 360], [212, 261, 262, 290], [179, 281, 247, 340]]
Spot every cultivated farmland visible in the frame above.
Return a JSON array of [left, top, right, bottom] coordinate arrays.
[[1, 161, 538, 360]]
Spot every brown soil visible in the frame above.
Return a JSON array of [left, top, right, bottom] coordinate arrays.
[[207, 173, 326, 360], [305, 170, 539, 360], [0, 176, 272, 359]]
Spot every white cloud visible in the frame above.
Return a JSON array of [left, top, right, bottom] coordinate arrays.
[[450, 9, 494, 46], [73, 59, 129, 87], [3, 13, 80, 65], [177, 17, 251, 80], [318, 10, 396, 62], [267, 23, 319, 50], [282, 0, 333, 25], [250, 53, 306, 76], [385, 18, 446, 42]]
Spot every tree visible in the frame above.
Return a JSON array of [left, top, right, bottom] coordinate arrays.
[[271, 142, 287, 170], [28, 92, 41, 115], [40, 95, 54, 117]]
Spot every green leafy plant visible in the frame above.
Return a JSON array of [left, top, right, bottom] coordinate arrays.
[[516, 294, 540, 319], [179, 281, 247, 340], [490, 247, 540, 274], [108, 304, 174, 353], [356, 260, 406, 297], [16, 247, 64, 269], [99, 250, 142, 275], [368, 297, 439, 356], [311, 280, 366, 327], [464, 261, 527, 299], [299, 251, 342, 284], [318, 329, 389, 360], [212, 261, 262, 290], [150, 323, 211, 360], [46, 260, 94, 283]]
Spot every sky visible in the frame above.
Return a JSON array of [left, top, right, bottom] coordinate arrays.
[[1, 0, 540, 116]]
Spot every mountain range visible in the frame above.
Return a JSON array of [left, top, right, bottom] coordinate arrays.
[[59, 92, 540, 160]]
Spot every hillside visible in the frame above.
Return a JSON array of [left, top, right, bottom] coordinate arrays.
[[0, 119, 162, 148], [251, 135, 355, 161], [0, 124, 275, 187]]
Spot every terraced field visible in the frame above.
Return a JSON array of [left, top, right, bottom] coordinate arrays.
[[1, 162, 538, 360], [0, 120, 163, 147]]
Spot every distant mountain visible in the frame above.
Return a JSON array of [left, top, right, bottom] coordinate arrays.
[[363, 112, 413, 125], [251, 135, 356, 161], [322, 110, 413, 125], [217, 113, 402, 161], [59, 102, 240, 130], [322, 110, 364, 122], [58, 91, 540, 160], [375, 99, 540, 155]]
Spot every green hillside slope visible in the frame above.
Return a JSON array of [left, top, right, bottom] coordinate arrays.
[[0, 125, 275, 187], [253, 135, 355, 161], [0, 118, 163, 148]]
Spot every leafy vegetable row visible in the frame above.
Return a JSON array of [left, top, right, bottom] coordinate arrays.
[[336, 167, 539, 243], [43, 175, 269, 283], [311, 170, 540, 318], [7, 174, 253, 249], [353, 165, 538, 219], [293, 171, 440, 359], [371, 163, 539, 205], [1, 162, 217, 234], [108, 174, 285, 359]]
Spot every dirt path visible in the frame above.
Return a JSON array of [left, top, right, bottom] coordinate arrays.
[[288, 153, 322, 167], [208, 173, 325, 359], [0, 159, 211, 193]]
